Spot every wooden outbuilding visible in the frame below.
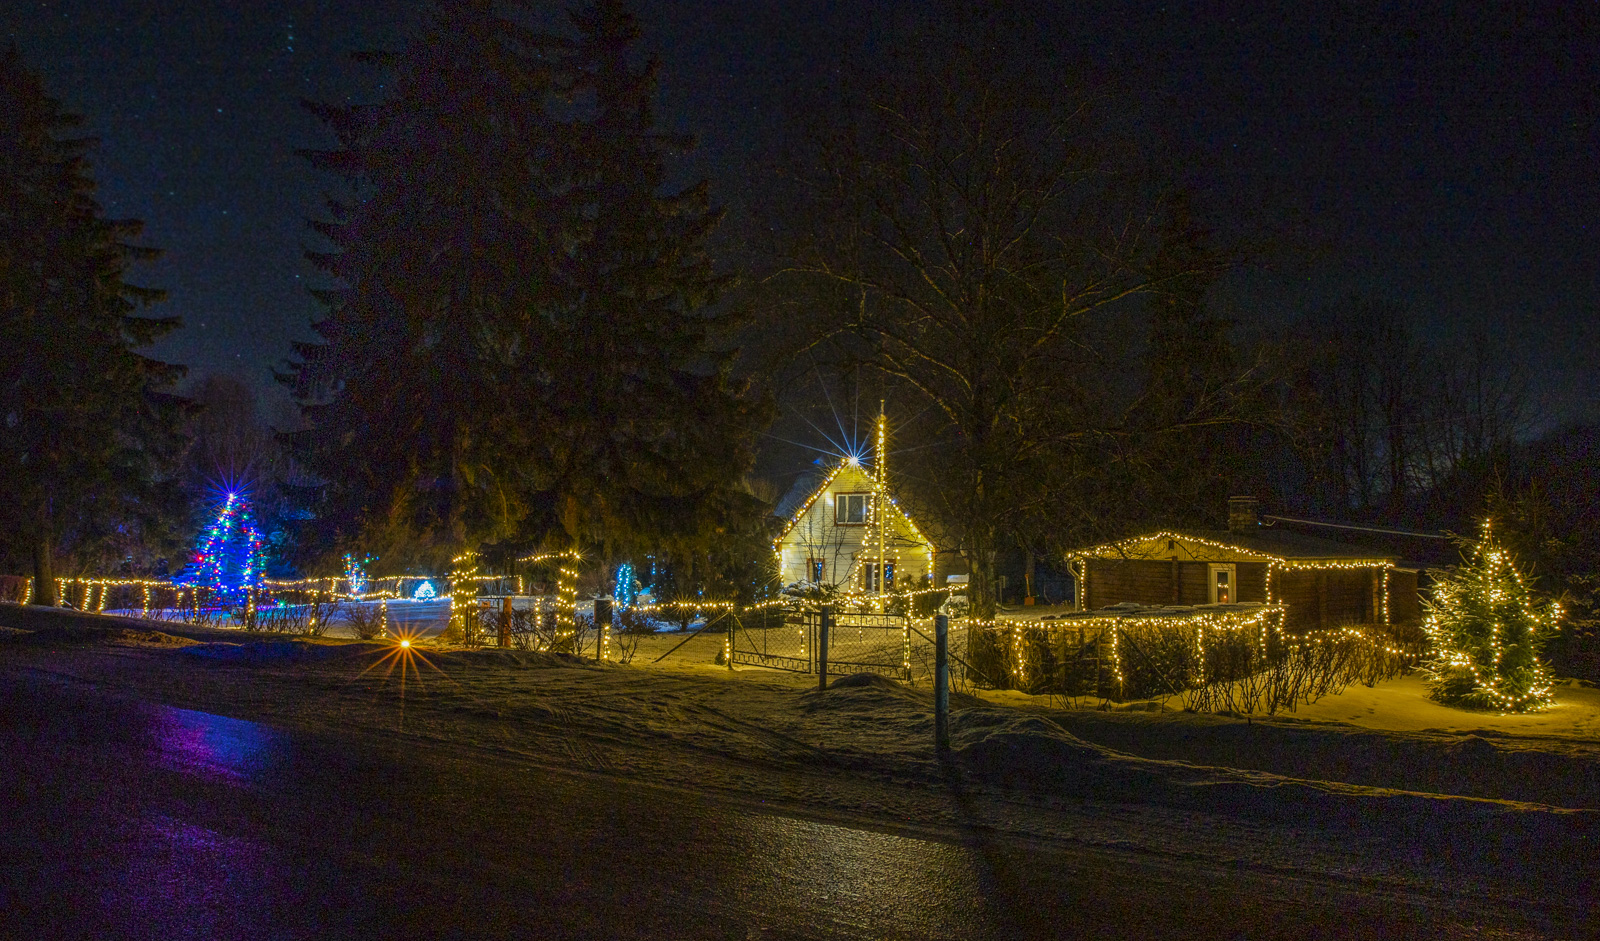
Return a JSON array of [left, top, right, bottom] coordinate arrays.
[[1064, 498, 1422, 632]]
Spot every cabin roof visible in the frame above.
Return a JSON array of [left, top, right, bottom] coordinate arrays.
[[1067, 527, 1398, 563]]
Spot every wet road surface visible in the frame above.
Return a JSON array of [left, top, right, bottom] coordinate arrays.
[[0, 671, 1572, 939]]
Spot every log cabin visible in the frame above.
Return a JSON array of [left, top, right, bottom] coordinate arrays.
[[1063, 497, 1422, 633]]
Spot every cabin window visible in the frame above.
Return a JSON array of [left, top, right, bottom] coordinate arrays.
[[834, 493, 868, 525], [809, 558, 826, 582], [1208, 564, 1237, 604]]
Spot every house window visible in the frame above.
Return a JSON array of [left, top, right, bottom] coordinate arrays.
[[835, 493, 868, 525], [1209, 564, 1237, 604], [809, 558, 826, 583], [861, 561, 896, 591]]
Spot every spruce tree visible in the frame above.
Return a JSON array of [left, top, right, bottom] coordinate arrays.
[[288, 0, 563, 566], [526, 0, 762, 559], [289, 0, 762, 571], [1422, 521, 1560, 712], [0, 44, 186, 604]]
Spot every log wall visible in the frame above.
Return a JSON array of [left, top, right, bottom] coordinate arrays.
[[1273, 568, 1379, 631], [1084, 559, 1271, 607]]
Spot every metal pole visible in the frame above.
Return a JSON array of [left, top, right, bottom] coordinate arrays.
[[593, 596, 612, 660], [818, 605, 832, 690], [934, 614, 950, 752]]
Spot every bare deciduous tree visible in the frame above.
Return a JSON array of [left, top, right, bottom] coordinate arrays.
[[769, 37, 1254, 617]]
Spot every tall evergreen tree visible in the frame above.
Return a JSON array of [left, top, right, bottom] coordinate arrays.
[[0, 44, 186, 604], [288, 0, 563, 567], [288, 0, 761, 572], [527, 0, 762, 560]]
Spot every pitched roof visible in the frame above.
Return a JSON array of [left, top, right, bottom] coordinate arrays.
[[1068, 527, 1398, 563], [773, 470, 826, 522]]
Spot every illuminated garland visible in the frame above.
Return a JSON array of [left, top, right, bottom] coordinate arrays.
[[615, 562, 637, 608], [448, 550, 481, 639], [968, 604, 1289, 691], [516, 548, 583, 636], [342, 553, 375, 597]]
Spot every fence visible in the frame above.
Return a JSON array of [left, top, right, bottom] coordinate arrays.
[[731, 608, 925, 681]]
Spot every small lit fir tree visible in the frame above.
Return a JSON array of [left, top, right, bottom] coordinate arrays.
[[1422, 521, 1561, 713], [191, 493, 265, 604]]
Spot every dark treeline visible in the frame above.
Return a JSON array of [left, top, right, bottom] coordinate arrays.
[[0, 3, 1592, 667]]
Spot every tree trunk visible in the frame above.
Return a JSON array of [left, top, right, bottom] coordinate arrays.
[[31, 528, 56, 607], [964, 535, 998, 621]]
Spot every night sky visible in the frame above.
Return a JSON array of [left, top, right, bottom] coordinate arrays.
[[10, 1, 1599, 426]]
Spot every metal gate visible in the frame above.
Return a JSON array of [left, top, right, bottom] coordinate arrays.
[[731, 608, 913, 680]]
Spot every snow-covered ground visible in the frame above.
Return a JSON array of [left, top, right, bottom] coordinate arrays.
[[4, 604, 1599, 928]]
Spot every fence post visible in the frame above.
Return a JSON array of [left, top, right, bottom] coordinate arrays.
[[499, 595, 513, 648], [934, 614, 950, 752], [594, 596, 612, 661], [818, 605, 832, 690]]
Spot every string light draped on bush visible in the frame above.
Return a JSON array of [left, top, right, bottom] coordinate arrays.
[[1422, 521, 1561, 713], [190, 493, 265, 603]]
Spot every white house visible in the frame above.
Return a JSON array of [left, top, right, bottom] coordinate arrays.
[[772, 458, 934, 594]]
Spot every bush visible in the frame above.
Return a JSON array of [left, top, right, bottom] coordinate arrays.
[[345, 602, 388, 640]]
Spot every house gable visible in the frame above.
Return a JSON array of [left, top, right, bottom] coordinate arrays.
[[773, 461, 933, 590]]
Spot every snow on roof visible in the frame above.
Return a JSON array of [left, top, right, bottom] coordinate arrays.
[[773, 469, 828, 522], [1068, 528, 1398, 563]]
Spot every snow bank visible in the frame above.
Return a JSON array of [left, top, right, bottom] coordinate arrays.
[[181, 640, 385, 663], [948, 706, 1600, 839], [1, 624, 196, 648]]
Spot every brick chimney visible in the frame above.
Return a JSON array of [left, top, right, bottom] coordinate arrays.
[[1228, 496, 1260, 532]]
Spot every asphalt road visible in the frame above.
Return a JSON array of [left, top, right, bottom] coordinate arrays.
[[0, 670, 1573, 940]]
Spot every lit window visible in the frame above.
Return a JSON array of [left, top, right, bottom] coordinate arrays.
[[810, 559, 826, 582], [835, 493, 867, 525], [1209, 564, 1237, 604]]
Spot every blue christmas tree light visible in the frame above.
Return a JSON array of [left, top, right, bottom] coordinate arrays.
[[188, 493, 265, 604]]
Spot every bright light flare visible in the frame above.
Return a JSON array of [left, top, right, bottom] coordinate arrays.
[[346, 627, 449, 730]]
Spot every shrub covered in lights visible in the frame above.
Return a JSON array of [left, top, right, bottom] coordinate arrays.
[[1421, 522, 1560, 713]]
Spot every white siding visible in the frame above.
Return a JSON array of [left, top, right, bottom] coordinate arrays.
[[775, 464, 934, 590]]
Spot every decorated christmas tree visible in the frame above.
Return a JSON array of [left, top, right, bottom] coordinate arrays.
[[614, 562, 639, 608], [1422, 521, 1560, 712], [190, 493, 265, 603]]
